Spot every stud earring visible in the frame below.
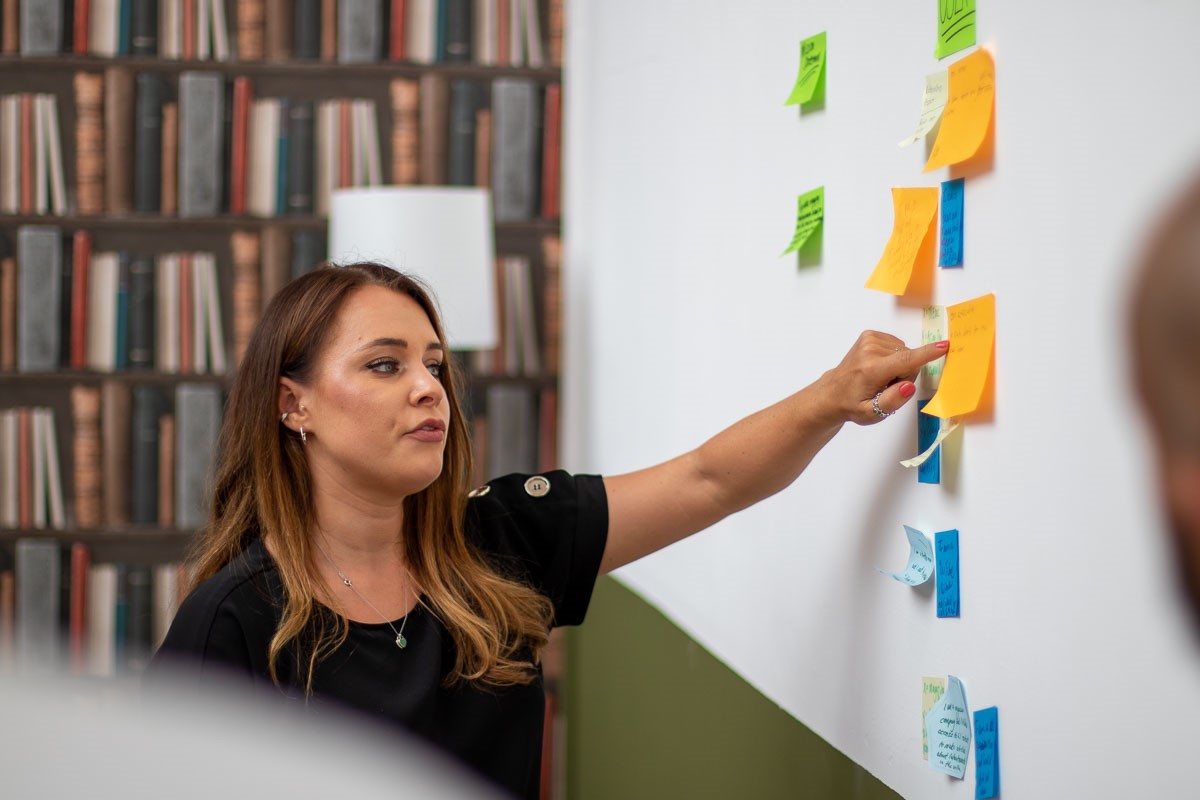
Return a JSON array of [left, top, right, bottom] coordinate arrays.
[[280, 412, 289, 423]]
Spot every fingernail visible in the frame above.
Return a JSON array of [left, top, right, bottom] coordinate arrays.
[[935, 340, 950, 351], [899, 382, 916, 399]]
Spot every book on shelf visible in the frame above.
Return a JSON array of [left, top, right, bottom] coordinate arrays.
[[178, 70, 224, 218], [72, 71, 104, 215], [447, 79, 480, 186], [0, 249, 14, 371], [68, 540, 89, 672], [540, 83, 561, 220], [485, 383, 536, 478], [491, 78, 538, 223], [418, 72, 448, 186], [235, 0, 265, 61], [104, 65, 134, 215], [174, 382, 222, 529], [15, 537, 60, 670], [19, 0, 65, 56], [101, 379, 131, 528], [131, 0, 160, 56], [131, 384, 167, 525], [540, 233, 560, 373], [388, 78, 419, 187], [230, 229, 261, 366], [17, 225, 62, 373], [264, 0, 292, 61], [134, 72, 167, 214], [0, 93, 67, 217], [70, 385, 102, 528], [294, 0, 321, 60], [338, 0, 382, 64]]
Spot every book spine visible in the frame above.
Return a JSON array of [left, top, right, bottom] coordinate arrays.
[[19, 0, 64, 55], [259, 223, 290, 304], [130, 384, 163, 524], [229, 229, 260, 366], [160, 100, 178, 215], [114, 252, 130, 370], [235, 0, 265, 61], [0, 255, 15, 371], [442, 0, 470, 62], [19, 93, 32, 213], [228, 76, 252, 215], [68, 231, 91, 369], [446, 79, 477, 186], [15, 538, 61, 670], [103, 65, 135, 215], [286, 99, 315, 214], [124, 564, 152, 671], [156, 413, 174, 527], [117, 0, 131, 54], [101, 379, 131, 527], [127, 253, 155, 369], [178, 252, 192, 372], [289, 228, 325, 280], [181, 0, 194, 58], [418, 72, 447, 185], [133, 71, 165, 213], [16, 408, 31, 527], [174, 382, 221, 528], [274, 97, 289, 214], [293, 0, 320, 59], [490, 78, 537, 222], [338, 0, 381, 63], [540, 233, 560, 373], [540, 82, 560, 220], [130, 0, 157, 54], [0, 0, 17, 54], [320, 0, 336, 60], [388, 0, 405, 60], [70, 385, 102, 528], [389, 78, 419, 185], [68, 541, 89, 673], [58, 230, 72, 367], [177, 71, 225, 218], [17, 225, 63, 373], [263, 0, 291, 61], [473, 107, 490, 189], [547, 0, 562, 66]]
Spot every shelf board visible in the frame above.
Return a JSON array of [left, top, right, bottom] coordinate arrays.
[[0, 213, 562, 236], [0, 370, 229, 386], [0, 54, 563, 82], [0, 527, 194, 544]]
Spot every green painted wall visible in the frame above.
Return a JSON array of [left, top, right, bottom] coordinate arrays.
[[565, 577, 902, 800]]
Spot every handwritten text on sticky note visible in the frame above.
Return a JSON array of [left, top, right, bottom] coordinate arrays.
[[922, 677, 947, 760], [781, 187, 824, 256], [878, 525, 934, 586], [922, 293, 994, 419], [940, 178, 964, 267], [935, 529, 960, 618], [924, 48, 994, 172], [864, 187, 938, 295], [899, 71, 949, 148], [785, 32, 827, 106], [936, 0, 977, 59], [974, 706, 999, 798], [926, 675, 971, 778]]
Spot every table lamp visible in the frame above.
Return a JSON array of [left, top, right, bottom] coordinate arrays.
[[327, 186, 498, 350]]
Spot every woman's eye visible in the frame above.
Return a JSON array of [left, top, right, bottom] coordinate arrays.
[[427, 362, 445, 381], [367, 359, 399, 374]]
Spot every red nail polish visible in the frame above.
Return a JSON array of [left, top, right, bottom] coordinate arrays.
[[935, 340, 950, 350], [899, 382, 916, 399]]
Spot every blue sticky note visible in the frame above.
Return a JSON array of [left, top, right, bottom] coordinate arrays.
[[939, 178, 964, 267], [878, 525, 934, 585], [917, 399, 941, 484], [935, 529, 960, 617], [974, 706, 999, 798], [925, 675, 971, 779]]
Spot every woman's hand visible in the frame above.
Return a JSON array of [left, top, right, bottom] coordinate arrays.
[[817, 331, 950, 426]]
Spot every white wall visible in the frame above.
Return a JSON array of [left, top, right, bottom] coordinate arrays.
[[562, 1, 1200, 797]]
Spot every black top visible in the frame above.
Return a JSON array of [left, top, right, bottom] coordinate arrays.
[[148, 471, 609, 799]]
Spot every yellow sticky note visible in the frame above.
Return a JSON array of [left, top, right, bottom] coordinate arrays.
[[864, 188, 939, 295], [922, 293, 995, 419], [923, 48, 994, 173], [784, 32, 827, 106]]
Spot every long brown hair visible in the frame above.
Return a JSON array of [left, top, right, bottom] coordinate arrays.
[[190, 262, 552, 690]]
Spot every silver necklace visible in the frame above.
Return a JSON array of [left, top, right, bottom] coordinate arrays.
[[314, 538, 412, 650]]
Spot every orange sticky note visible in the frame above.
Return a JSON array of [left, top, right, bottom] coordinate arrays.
[[923, 49, 995, 173], [923, 293, 995, 419], [864, 187, 939, 295]]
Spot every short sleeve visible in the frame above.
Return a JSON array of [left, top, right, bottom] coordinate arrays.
[[465, 470, 608, 627]]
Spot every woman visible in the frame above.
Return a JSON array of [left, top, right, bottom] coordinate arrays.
[[150, 262, 946, 797]]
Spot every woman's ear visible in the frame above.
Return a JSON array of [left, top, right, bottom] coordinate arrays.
[[278, 378, 306, 429]]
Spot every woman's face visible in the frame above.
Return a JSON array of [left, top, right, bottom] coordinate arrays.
[[294, 285, 450, 501]]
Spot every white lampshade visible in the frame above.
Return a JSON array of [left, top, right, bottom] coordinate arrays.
[[328, 186, 498, 350]]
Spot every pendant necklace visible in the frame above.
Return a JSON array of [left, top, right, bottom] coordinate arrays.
[[315, 538, 413, 650]]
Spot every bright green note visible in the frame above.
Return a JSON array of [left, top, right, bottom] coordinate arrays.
[[784, 32, 826, 106], [781, 187, 824, 256], [935, 0, 976, 59]]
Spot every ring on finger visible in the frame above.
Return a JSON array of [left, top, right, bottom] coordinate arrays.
[[872, 392, 893, 419]]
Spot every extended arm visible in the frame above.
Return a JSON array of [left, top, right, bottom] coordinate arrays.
[[599, 332, 948, 573]]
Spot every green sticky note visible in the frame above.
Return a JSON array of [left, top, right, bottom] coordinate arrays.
[[935, 0, 976, 59], [781, 187, 824, 256], [784, 32, 826, 106]]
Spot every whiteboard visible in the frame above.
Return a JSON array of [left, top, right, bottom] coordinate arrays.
[[561, 1, 1200, 797]]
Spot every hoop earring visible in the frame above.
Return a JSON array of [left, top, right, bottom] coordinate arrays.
[[300, 426, 307, 444]]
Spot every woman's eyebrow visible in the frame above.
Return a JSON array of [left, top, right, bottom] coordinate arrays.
[[355, 338, 444, 353]]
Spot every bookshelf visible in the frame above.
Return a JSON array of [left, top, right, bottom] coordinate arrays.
[[0, 1, 567, 793]]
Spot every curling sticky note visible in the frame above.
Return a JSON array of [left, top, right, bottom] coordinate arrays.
[[878, 525, 934, 586], [917, 400, 942, 483], [922, 677, 947, 760], [925, 675, 971, 778], [864, 188, 939, 295], [922, 293, 994, 419], [781, 187, 825, 256], [898, 71, 949, 148], [939, 178, 964, 267], [784, 32, 827, 106], [935, 0, 977, 60], [974, 706, 999, 799], [935, 529, 960, 618], [924, 48, 994, 173], [902, 416, 961, 470]]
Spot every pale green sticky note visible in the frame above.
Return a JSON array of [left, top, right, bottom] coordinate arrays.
[[784, 32, 827, 106], [781, 187, 824, 256], [935, 0, 976, 59]]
